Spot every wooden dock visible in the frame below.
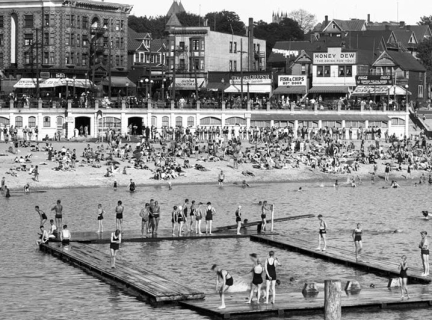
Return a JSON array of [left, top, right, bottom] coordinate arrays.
[[39, 242, 205, 304], [250, 235, 432, 285], [214, 214, 315, 232], [179, 285, 432, 319], [65, 229, 278, 244]]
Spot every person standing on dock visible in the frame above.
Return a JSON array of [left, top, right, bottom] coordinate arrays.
[[316, 214, 327, 251], [211, 264, 234, 309], [264, 251, 281, 305], [205, 202, 216, 235], [399, 255, 410, 300], [139, 203, 149, 237], [177, 205, 185, 237], [419, 231, 430, 276], [183, 199, 191, 233], [110, 229, 121, 268], [51, 200, 63, 230], [115, 201, 124, 232], [235, 206, 242, 235], [35, 206, 47, 227], [152, 201, 161, 234], [261, 201, 271, 232], [171, 205, 179, 236], [352, 223, 363, 259], [97, 204, 105, 233], [247, 254, 263, 304], [218, 170, 225, 187], [195, 202, 203, 234]]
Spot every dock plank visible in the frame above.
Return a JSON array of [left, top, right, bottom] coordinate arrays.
[[65, 229, 278, 244], [40, 242, 205, 303], [179, 285, 432, 318], [250, 234, 432, 285]]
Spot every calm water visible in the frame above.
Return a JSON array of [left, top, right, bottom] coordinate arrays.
[[2, 180, 432, 319]]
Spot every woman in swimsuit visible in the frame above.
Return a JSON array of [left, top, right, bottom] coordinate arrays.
[[399, 255, 410, 300], [195, 202, 203, 234], [189, 200, 196, 232], [352, 223, 363, 259], [35, 206, 47, 227], [171, 205, 178, 236], [235, 206, 242, 235], [211, 264, 234, 309], [177, 205, 185, 237], [419, 231, 430, 276], [205, 202, 216, 235], [97, 204, 105, 233], [110, 229, 121, 268], [247, 255, 263, 304], [261, 201, 268, 232], [115, 200, 124, 231], [317, 214, 327, 251], [264, 250, 281, 304]]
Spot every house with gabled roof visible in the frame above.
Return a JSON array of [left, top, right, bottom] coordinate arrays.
[[312, 16, 367, 38]]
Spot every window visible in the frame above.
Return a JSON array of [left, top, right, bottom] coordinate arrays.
[[43, 116, 51, 127], [179, 41, 185, 50], [66, 15, 70, 27], [0, 34, 3, 46], [192, 39, 199, 51], [70, 33, 75, 46], [317, 66, 323, 77], [419, 85, 424, 98], [257, 44, 260, 52], [76, 34, 80, 47], [82, 35, 88, 47], [24, 15, 34, 28], [70, 15, 75, 27], [115, 55, 120, 66], [200, 60, 204, 70], [234, 60, 237, 71], [65, 33, 70, 46], [24, 34, 33, 46], [225, 117, 246, 125], [115, 20, 120, 30], [43, 33, 49, 45], [115, 37, 120, 48], [229, 60, 233, 71], [70, 52, 74, 64], [103, 18, 109, 28], [65, 52, 70, 64], [187, 116, 194, 127], [50, 34, 55, 46], [234, 42, 237, 53], [391, 118, 405, 126], [28, 116, 36, 128], [99, 117, 120, 130], [229, 41, 233, 53], [44, 14, 49, 26], [120, 55, 124, 67], [201, 40, 205, 51], [346, 65, 352, 76], [0, 52, 3, 66], [43, 52, 49, 64], [120, 37, 124, 49], [338, 66, 345, 77], [301, 64, 306, 75], [324, 66, 330, 77], [120, 20, 124, 30], [419, 72, 424, 81], [82, 16, 88, 29], [162, 116, 169, 127], [24, 52, 31, 64], [15, 116, 23, 128], [76, 16, 80, 29], [82, 53, 88, 66], [175, 116, 183, 127], [0, 15, 3, 28]]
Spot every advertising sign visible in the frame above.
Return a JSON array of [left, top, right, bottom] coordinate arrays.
[[175, 78, 205, 90], [313, 48, 356, 65], [278, 75, 307, 86], [230, 74, 271, 85], [352, 85, 390, 95], [356, 75, 393, 86]]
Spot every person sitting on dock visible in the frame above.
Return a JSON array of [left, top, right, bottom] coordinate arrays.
[[352, 223, 363, 260], [60, 225, 71, 245], [211, 264, 234, 309], [419, 231, 430, 276], [36, 225, 49, 246], [264, 251, 281, 305], [317, 214, 327, 251], [48, 219, 57, 239], [110, 229, 121, 268], [399, 255, 410, 300]]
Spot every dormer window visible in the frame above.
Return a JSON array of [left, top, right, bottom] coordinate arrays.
[[332, 22, 337, 29]]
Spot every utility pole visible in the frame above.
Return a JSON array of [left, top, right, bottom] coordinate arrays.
[[194, 58, 198, 99], [171, 34, 176, 101], [108, 31, 112, 99], [240, 39, 243, 101], [35, 28, 40, 99]]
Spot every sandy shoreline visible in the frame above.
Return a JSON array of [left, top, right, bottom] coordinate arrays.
[[0, 140, 421, 192]]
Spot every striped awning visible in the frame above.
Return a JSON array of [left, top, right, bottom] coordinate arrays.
[[251, 113, 390, 122], [308, 86, 350, 94], [273, 86, 307, 95]]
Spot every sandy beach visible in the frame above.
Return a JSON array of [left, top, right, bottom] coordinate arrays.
[[0, 139, 420, 191]]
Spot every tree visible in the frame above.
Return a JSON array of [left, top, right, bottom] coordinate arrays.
[[128, 15, 168, 39], [254, 18, 304, 58], [287, 9, 317, 33], [204, 11, 245, 36], [418, 15, 432, 29], [417, 38, 432, 84], [176, 12, 202, 27]]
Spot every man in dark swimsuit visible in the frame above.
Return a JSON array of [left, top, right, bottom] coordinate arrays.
[[205, 202, 216, 235], [115, 200, 124, 231], [51, 199, 63, 229]]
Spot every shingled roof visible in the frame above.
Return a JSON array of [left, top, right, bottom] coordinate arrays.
[[167, 0, 185, 16], [315, 19, 366, 32], [128, 28, 151, 52], [386, 50, 426, 72]]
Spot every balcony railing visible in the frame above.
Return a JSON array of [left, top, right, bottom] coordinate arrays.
[[90, 27, 106, 35]]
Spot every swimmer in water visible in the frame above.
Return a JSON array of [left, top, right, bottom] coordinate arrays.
[[391, 180, 400, 188], [297, 187, 303, 192], [113, 180, 118, 190], [129, 179, 136, 192], [351, 178, 356, 188], [5, 186, 10, 198], [168, 181, 172, 190], [24, 183, 30, 193], [419, 231, 430, 276], [423, 211, 430, 220], [334, 180, 339, 187], [352, 223, 363, 259], [317, 214, 327, 251], [242, 180, 250, 188]]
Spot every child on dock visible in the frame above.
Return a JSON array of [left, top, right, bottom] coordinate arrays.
[[212, 264, 234, 309]]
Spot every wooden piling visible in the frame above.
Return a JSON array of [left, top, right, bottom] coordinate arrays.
[[324, 280, 341, 320]]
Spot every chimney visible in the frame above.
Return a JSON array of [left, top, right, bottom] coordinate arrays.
[[248, 18, 254, 71], [400, 21, 405, 28], [367, 14, 370, 23], [325, 15, 329, 26]]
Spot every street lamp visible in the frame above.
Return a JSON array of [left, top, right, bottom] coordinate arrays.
[[140, 79, 144, 97], [221, 78, 225, 101], [73, 75, 76, 99], [126, 82, 129, 98], [65, 79, 69, 99], [405, 84, 409, 109], [145, 78, 149, 99], [161, 78, 166, 102], [149, 80, 154, 99]]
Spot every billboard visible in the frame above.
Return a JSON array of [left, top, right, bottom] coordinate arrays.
[[278, 75, 307, 86], [356, 75, 393, 86], [313, 48, 356, 65]]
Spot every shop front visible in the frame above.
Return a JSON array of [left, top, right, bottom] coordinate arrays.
[[168, 77, 206, 100], [273, 75, 308, 105], [224, 73, 272, 100]]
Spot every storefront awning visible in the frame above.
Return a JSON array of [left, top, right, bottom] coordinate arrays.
[[273, 86, 307, 95], [308, 86, 350, 94], [224, 84, 272, 94], [251, 113, 390, 122], [352, 85, 411, 96], [39, 78, 93, 89], [102, 77, 136, 88], [13, 78, 44, 88], [207, 82, 230, 92]]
